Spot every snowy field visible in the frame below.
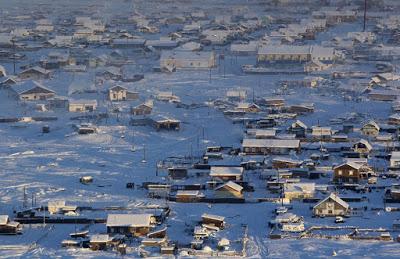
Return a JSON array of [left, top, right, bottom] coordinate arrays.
[[1, 0, 400, 258]]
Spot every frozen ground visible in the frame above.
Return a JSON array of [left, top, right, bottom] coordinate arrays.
[[0, 0, 400, 258]]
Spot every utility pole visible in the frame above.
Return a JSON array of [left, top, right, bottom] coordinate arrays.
[[363, 0, 367, 32], [12, 37, 16, 75], [23, 187, 27, 208]]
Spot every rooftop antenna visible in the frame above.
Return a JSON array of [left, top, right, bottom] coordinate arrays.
[[363, 0, 367, 32]]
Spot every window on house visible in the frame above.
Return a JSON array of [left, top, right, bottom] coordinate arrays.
[[349, 170, 353, 176], [338, 170, 342, 175]]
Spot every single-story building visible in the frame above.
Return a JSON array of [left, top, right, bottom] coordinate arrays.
[[242, 139, 301, 155], [68, 99, 98, 112], [18, 66, 50, 80], [131, 101, 153, 116], [209, 166, 243, 181], [0, 215, 22, 234], [108, 85, 139, 101], [106, 214, 155, 236], [13, 81, 56, 101], [214, 181, 243, 198], [160, 50, 216, 71], [284, 182, 315, 200]]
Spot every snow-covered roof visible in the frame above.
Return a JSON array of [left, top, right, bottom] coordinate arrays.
[[215, 181, 243, 193], [69, 99, 98, 106], [90, 234, 111, 243], [242, 139, 300, 148], [334, 162, 363, 170], [210, 166, 243, 176], [14, 81, 55, 95], [201, 213, 225, 222], [160, 50, 214, 61], [314, 193, 349, 210], [106, 214, 152, 228], [176, 190, 201, 196]]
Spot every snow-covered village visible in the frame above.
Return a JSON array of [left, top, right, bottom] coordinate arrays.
[[0, 0, 400, 258]]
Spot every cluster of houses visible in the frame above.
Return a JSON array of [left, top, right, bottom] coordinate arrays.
[[2, 0, 400, 257]]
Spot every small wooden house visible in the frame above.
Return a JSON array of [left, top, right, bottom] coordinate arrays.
[[151, 117, 180, 131], [0, 215, 22, 235], [214, 181, 243, 198], [90, 234, 112, 251], [201, 213, 225, 229], [272, 157, 302, 169], [235, 102, 261, 113], [311, 126, 332, 140], [361, 120, 380, 137], [289, 120, 307, 138], [175, 190, 204, 202], [106, 214, 155, 236], [313, 193, 350, 217], [14, 81, 56, 101], [18, 66, 50, 80], [352, 139, 372, 154], [68, 99, 97, 112], [209, 166, 243, 181], [108, 85, 139, 101], [131, 101, 153, 116], [333, 162, 362, 183], [284, 182, 315, 200], [242, 139, 301, 155]]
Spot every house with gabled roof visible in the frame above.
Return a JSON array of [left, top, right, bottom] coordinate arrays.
[[235, 102, 261, 113], [12, 81, 55, 101], [284, 182, 315, 200], [361, 120, 380, 137], [18, 66, 50, 80], [313, 193, 350, 217], [333, 162, 363, 183], [108, 85, 139, 101], [131, 100, 153, 116], [214, 181, 243, 198], [0, 215, 22, 234], [289, 120, 308, 138], [352, 139, 372, 154]]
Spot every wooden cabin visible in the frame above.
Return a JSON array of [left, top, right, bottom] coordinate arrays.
[[175, 190, 204, 202], [108, 85, 139, 101], [214, 181, 243, 198], [18, 66, 50, 80], [201, 213, 225, 229], [131, 101, 153, 116], [209, 166, 243, 181], [90, 234, 112, 251], [242, 139, 300, 155], [333, 162, 362, 183], [361, 120, 380, 137], [106, 214, 155, 236], [0, 215, 22, 235], [313, 193, 350, 217]]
